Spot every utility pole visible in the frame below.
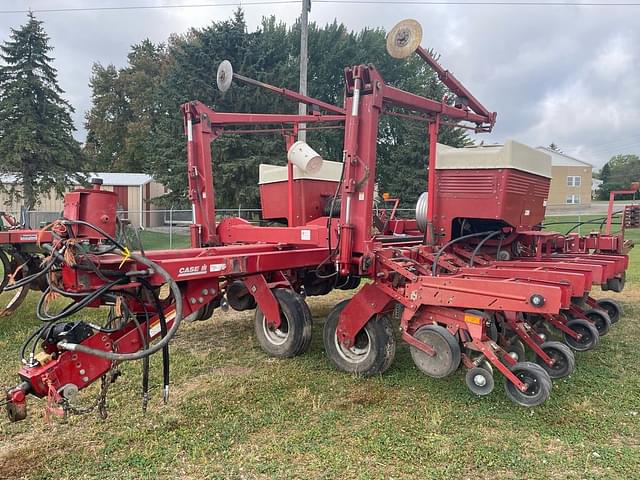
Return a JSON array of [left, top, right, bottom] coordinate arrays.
[[298, 0, 310, 142]]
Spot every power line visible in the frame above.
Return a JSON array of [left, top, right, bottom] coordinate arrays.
[[1, 1, 639, 15], [0, 1, 298, 15]]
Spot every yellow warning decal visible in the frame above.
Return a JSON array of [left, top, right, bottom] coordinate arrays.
[[464, 314, 482, 325]]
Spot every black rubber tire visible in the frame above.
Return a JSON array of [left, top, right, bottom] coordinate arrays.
[[563, 319, 599, 351], [296, 293, 314, 355], [535, 341, 576, 379], [504, 362, 552, 407], [596, 298, 622, 324], [254, 289, 312, 358], [571, 293, 589, 308], [0, 250, 29, 317], [606, 273, 625, 293], [226, 280, 256, 311], [584, 308, 611, 336], [0, 249, 10, 292], [410, 324, 461, 378], [303, 270, 333, 296], [196, 300, 217, 321], [505, 338, 526, 363], [465, 367, 495, 396], [323, 299, 396, 377], [533, 323, 553, 342]]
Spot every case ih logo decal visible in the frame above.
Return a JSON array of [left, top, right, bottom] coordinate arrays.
[[177, 263, 227, 277], [177, 264, 208, 277]]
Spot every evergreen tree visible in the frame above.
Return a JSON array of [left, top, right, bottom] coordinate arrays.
[[0, 12, 84, 210], [597, 154, 640, 200]]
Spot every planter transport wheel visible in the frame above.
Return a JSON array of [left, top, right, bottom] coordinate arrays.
[[584, 308, 611, 336], [563, 319, 599, 351], [535, 341, 576, 379], [410, 324, 461, 378], [254, 288, 312, 358], [323, 299, 396, 377], [465, 367, 494, 396], [504, 362, 552, 407], [595, 298, 622, 324]]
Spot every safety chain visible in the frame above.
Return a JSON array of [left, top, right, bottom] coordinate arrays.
[[61, 361, 119, 420]]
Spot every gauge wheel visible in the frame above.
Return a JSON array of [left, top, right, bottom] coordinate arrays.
[[465, 366, 494, 396], [409, 324, 461, 378]]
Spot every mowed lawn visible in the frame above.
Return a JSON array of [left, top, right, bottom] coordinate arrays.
[[0, 223, 639, 479]]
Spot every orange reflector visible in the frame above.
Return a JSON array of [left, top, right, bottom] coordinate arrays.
[[382, 192, 390, 200], [464, 314, 482, 325]]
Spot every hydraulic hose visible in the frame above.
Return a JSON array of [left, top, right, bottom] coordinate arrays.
[[469, 230, 503, 267], [56, 252, 188, 361], [431, 230, 495, 276]]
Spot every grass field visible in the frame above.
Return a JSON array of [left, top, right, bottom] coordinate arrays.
[[0, 222, 639, 479]]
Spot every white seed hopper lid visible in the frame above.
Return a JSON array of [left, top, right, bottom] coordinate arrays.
[[258, 160, 343, 185], [435, 140, 552, 179]]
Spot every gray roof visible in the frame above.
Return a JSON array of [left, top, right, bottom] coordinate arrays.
[[0, 172, 154, 187], [536, 147, 593, 168]]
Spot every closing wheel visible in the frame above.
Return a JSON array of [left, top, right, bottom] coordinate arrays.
[[254, 289, 312, 358], [504, 338, 526, 362], [532, 322, 553, 342], [535, 341, 575, 379], [584, 308, 611, 336], [504, 362, 552, 407], [596, 298, 622, 324], [410, 324, 461, 378], [323, 299, 396, 377], [465, 367, 494, 396], [563, 319, 599, 351], [0, 250, 30, 317]]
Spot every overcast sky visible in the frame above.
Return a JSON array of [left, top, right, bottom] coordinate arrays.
[[1, 1, 639, 168]]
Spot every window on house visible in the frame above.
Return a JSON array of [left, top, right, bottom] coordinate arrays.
[[566, 194, 580, 204], [567, 176, 581, 187]]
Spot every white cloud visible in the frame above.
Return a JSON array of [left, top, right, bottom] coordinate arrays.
[[1, 0, 638, 168]]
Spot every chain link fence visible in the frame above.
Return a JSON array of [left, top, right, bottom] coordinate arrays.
[[2, 202, 634, 248]]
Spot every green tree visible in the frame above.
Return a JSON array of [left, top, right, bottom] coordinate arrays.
[[84, 39, 168, 171], [0, 12, 84, 210], [597, 154, 640, 200], [84, 63, 129, 170], [89, 9, 470, 208]]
